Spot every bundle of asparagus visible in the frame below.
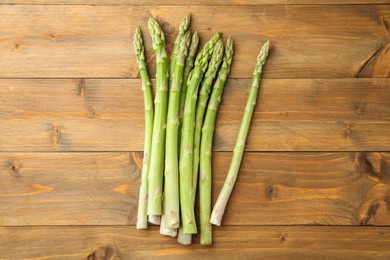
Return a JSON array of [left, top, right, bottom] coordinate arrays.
[[133, 15, 270, 245]]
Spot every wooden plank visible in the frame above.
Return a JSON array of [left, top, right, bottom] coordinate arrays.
[[0, 78, 389, 152], [1, 0, 389, 5], [1, 152, 389, 226], [0, 5, 389, 78], [1, 226, 390, 259]]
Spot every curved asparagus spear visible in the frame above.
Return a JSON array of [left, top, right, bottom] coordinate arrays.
[[134, 27, 154, 230], [179, 31, 199, 123], [164, 30, 191, 229], [169, 15, 191, 87], [179, 32, 221, 235], [147, 17, 169, 216], [200, 38, 233, 245], [193, 40, 224, 193], [210, 40, 270, 226]]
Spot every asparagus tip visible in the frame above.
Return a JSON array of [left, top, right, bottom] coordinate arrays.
[[258, 39, 271, 64]]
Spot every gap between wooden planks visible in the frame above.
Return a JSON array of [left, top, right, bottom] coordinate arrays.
[[0, 226, 390, 259], [0, 78, 388, 152], [0, 151, 389, 226], [0, 5, 388, 78]]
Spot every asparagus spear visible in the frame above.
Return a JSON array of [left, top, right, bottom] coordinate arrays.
[[210, 40, 270, 226], [164, 30, 191, 229], [133, 27, 154, 230], [193, 40, 224, 195], [147, 17, 169, 216], [179, 31, 199, 124], [200, 38, 234, 245], [179, 32, 222, 235], [169, 15, 191, 87]]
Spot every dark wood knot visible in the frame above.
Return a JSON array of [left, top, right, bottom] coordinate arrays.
[[265, 185, 277, 200], [357, 152, 384, 181], [87, 245, 115, 260]]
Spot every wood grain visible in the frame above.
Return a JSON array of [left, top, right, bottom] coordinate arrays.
[[1, 152, 389, 226], [1, 226, 390, 259], [2, 0, 389, 4], [0, 78, 389, 152], [0, 5, 389, 78]]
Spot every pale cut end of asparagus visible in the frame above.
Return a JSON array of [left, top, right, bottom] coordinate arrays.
[[210, 213, 222, 226], [159, 215, 178, 237], [148, 215, 161, 225], [177, 227, 192, 245]]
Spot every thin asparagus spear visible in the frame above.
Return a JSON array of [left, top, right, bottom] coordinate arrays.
[[133, 27, 154, 230], [179, 32, 222, 235], [210, 40, 270, 226], [193, 40, 224, 194], [179, 31, 199, 123], [200, 38, 234, 245], [164, 30, 191, 229], [147, 17, 169, 216], [169, 15, 191, 87]]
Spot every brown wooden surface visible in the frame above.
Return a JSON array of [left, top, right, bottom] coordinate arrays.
[[1, 2, 390, 258], [0, 78, 389, 152], [2, 0, 390, 5], [1, 152, 390, 226], [0, 5, 389, 79], [1, 226, 390, 259]]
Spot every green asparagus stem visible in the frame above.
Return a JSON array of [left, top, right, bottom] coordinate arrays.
[[164, 31, 191, 229], [147, 17, 169, 216], [179, 31, 199, 123], [193, 40, 224, 194], [210, 40, 270, 226], [169, 15, 191, 87], [200, 38, 233, 245], [134, 27, 154, 230], [179, 32, 222, 235]]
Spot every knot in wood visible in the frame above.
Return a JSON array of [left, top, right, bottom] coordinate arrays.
[[87, 245, 115, 260], [265, 185, 277, 200], [357, 152, 384, 181]]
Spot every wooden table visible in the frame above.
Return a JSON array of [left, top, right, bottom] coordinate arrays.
[[1, 1, 390, 259]]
